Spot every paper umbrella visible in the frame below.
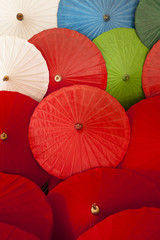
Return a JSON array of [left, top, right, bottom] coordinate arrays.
[[48, 168, 160, 240], [0, 173, 53, 240], [93, 28, 149, 110], [0, 0, 60, 39], [29, 28, 107, 95], [0, 36, 49, 102], [29, 85, 130, 179], [57, 0, 139, 40]]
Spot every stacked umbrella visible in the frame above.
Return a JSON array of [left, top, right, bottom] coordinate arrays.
[[0, 0, 160, 240]]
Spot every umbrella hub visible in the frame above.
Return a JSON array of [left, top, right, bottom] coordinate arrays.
[[123, 74, 130, 81], [91, 203, 100, 215], [75, 123, 83, 130], [54, 75, 62, 82], [3, 75, 9, 81], [0, 133, 8, 140], [104, 14, 110, 22], [16, 13, 24, 21]]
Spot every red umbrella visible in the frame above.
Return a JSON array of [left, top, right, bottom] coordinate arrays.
[[29, 85, 130, 179], [119, 95, 160, 188], [0, 223, 39, 240], [0, 173, 53, 240], [143, 40, 160, 98], [77, 207, 160, 240], [29, 28, 107, 95], [0, 91, 51, 187], [47, 168, 160, 240]]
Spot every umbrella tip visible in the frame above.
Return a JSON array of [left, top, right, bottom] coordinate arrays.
[[123, 74, 130, 81], [54, 75, 62, 82], [16, 13, 23, 21], [91, 203, 100, 215], [104, 14, 110, 21], [0, 133, 8, 140], [3, 76, 9, 81], [75, 123, 83, 130]]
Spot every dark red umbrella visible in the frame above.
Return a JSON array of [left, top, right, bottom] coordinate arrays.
[[0, 173, 53, 240], [0, 223, 39, 240], [77, 207, 160, 240], [29, 85, 130, 179], [48, 168, 160, 240], [0, 91, 52, 187], [119, 95, 160, 188], [143, 40, 160, 98], [29, 28, 107, 95]]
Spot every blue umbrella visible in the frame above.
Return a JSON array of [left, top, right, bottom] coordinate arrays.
[[57, 0, 139, 40]]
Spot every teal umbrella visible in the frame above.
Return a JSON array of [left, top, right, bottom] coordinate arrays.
[[93, 28, 149, 110], [135, 0, 160, 49]]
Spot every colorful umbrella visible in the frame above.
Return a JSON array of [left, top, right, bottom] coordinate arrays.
[[93, 28, 149, 110], [0, 91, 51, 187], [0, 0, 59, 40], [0, 36, 49, 102], [142, 40, 160, 98], [135, 0, 160, 49], [29, 85, 130, 179], [77, 207, 160, 240], [29, 28, 107, 95], [0, 173, 53, 240], [119, 95, 160, 189], [57, 0, 139, 40], [0, 223, 39, 240], [48, 168, 160, 240]]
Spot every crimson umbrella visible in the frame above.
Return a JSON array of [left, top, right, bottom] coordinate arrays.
[[77, 207, 160, 240], [47, 168, 160, 240], [29, 85, 130, 179], [143, 40, 160, 98], [0, 173, 53, 240], [119, 95, 160, 189], [0, 91, 51, 187], [29, 28, 107, 95], [0, 223, 39, 240]]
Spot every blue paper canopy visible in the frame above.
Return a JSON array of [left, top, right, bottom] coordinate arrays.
[[58, 0, 139, 40]]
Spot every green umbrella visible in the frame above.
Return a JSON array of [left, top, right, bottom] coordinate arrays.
[[135, 0, 160, 49], [93, 28, 149, 110]]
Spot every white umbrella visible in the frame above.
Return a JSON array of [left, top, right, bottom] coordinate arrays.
[[0, 36, 49, 102], [0, 0, 59, 39]]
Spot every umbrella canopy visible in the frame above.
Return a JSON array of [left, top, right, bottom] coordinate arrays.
[[29, 85, 130, 179], [0, 91, 51, 187], [0, 173, 53, 240], [119, 95, 160, 189], [0, 223, 39, 240], [48, 168, 160, 240], [135, 0, 160, 49], [57, 0, 139, 40], [77, 207, 160, 240], [0, 0, 59, 40], [29, 28, 107, 95], [93, 28, 149, 110], [0, 36, 49, 102], [142, 40, 160, 98]]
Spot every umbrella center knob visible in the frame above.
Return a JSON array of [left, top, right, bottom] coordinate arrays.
[[0, 133, 8, 140], [123, 74, 130, 81], [16, 13, 24, 21], [75, 123, 83, 130], [104, 14, 110, 21], [91, 203, 100, 215], [54, 75, 62, 82], [3, 76, 9, 81]]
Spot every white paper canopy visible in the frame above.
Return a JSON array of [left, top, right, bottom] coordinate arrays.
[[0, 36, 49, 102], [0, 0, 59, 39]]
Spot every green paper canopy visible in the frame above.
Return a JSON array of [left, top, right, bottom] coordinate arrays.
[[135, 0, 160, 49], [93, 28, 149, 110]]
